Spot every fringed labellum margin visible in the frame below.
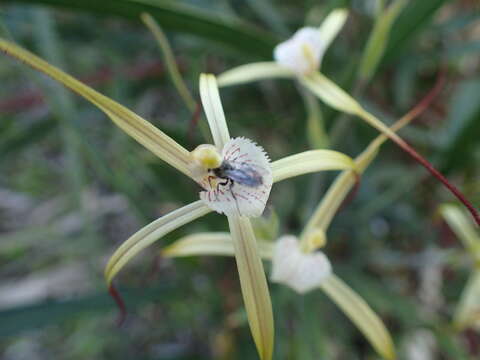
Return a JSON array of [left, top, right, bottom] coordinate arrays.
[[196, 137, 273, 218]]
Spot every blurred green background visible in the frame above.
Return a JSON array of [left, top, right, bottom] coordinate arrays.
[[0, 0, 479, 359]]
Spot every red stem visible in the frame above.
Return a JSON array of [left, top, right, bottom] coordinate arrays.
[[394, 137, 480, 226], [108, 284, 127, 326], [370, 72, 479, 227]]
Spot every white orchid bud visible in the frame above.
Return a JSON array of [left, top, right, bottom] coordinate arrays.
[[274, 27, 325, 75], [271, 235, 332, 294]]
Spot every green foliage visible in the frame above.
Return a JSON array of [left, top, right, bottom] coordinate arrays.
[[0, 1, 479, 359]]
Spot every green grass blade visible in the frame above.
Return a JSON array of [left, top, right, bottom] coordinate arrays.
[[4, 0, 278, 58], [383, 0, 448, 62]]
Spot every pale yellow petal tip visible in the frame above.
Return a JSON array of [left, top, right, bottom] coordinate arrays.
[[330, 8, 348, 19]]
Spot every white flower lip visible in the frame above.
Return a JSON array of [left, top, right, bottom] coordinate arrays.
[[271, 235, 332, 294], [274, 27, 324, 75], [199, 137, 273, 217]]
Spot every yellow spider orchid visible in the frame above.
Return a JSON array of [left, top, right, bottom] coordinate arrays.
[[0, 39, 360, 360], [216, 7, 480, 227], [162, 85, 446, 360]]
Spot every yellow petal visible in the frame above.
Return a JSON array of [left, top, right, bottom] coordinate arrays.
[[199, 73, 231, 150], [271, 149, 356, 183], [0, 38, 192, 177], [316, 8, 348, 67], [162, 232, 274, 259], [320, 275, 396, 360], [217, 62, 294, 87], [141, 13, 196, 113], [105, 201, 211, 285], [453, 269, 480, 330], [440, 204, 480, 260], [228, 216, 274, 360]]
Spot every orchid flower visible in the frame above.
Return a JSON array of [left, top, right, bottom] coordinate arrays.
[[0, 39, 360, 360], [161, 84, 447, 360], [216, 8, 480, 227], [440, 204, 480, 331]]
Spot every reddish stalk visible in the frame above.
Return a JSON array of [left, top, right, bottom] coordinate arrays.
[[364, 74, 480, 227], [340, 73, 446, 212], [388, 127, 480, 227], [108, 284, 127, 326]]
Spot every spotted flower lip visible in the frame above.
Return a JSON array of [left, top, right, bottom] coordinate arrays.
[[198, 137, 273, 217]]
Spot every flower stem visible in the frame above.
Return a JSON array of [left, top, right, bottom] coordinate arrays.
[[108, 284, 127, 326], [358, 110, 480, 227]]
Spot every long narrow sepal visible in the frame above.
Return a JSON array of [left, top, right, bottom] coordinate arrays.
[[0, 38, 192, 177], [199, 73, 230, 150], [320, 275, 396, 360], [316, 8, 348, 68], [228, 216, 274, 360], [300, 77, 444, 240], [162, 232, 274, 259], [271, 149, 356, 183], [301, 71, 480, 226], [217, 62, 293, 87], [105, 201, 211, 285], [440, 204, 480, 260]]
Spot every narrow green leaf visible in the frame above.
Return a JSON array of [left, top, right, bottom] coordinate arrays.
[[384, 0, 448, 62], [141, 13, 196, 113], [301, 90, 329, 149], [440, 78, 480, 173], [358, 0, 407, 83], [5, 0, 278, 58]]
